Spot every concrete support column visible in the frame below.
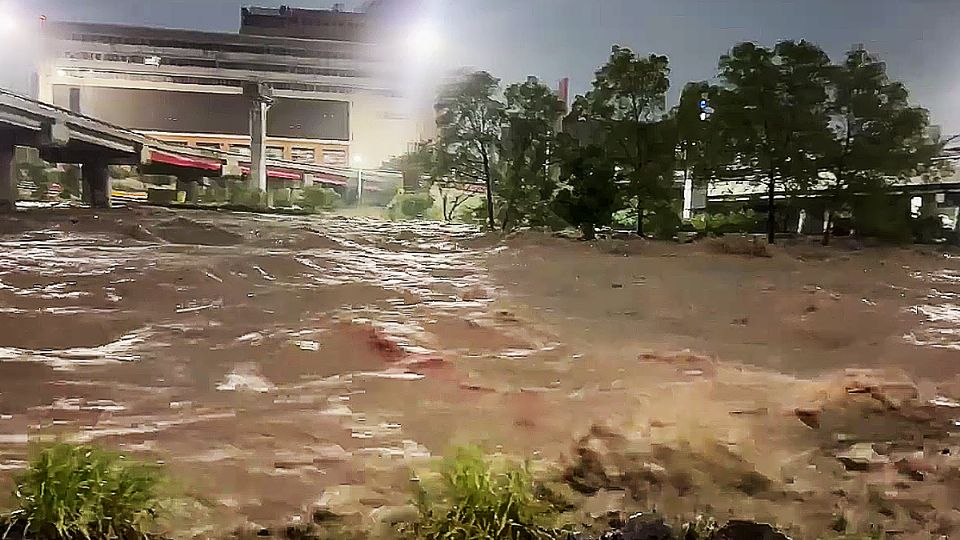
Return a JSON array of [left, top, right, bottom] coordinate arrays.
[[243, 82, 274, 193], [176, 177, 199, 203], [249, 99, 268, 192], [82, 160, 111, 208], [800, 208, 825, 235], [920, 193, 940, 218], [0, 140, 16, 213]]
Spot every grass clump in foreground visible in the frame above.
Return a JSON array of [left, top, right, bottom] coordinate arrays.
[[405, 446, 572, 540], [1, 443, 166, 540]]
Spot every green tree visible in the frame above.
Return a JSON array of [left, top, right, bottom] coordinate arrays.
[[499, 76, 566, 231], [718, 40, 834, 243], [387, 142, 436, 192], [821, 45, 938, 244], [389, 142, 474, 222], [553, 135, 619, 240], [298, 185, 341, 211], [574, 46, 676, 235], [435, 71, 505, 230]]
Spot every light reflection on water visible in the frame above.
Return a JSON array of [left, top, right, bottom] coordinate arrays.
[[907, 270, 960, 350]]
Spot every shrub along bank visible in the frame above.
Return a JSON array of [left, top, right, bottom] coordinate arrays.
[[0, 443, 894, 540]]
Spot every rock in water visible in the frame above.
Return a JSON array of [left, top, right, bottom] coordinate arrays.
[[713, 521, 791, 540], [154, 217, 242, 246], [836, 442, 889, 472], [602, 513, 673, 540]]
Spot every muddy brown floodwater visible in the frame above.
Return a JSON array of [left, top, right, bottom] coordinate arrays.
[[1, 207, 960, 539]]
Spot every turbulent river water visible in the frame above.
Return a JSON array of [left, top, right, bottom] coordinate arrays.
[[1, 207, 959, 538]]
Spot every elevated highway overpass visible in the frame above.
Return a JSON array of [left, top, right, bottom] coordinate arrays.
[[0, 88, 352, 211]]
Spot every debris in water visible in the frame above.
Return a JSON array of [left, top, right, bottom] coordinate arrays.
[[237, 332, 264, 343], [358, 370, 425, 381], [176, 299, 223, 314], [216, 366, 274, 393], [836, 442, 889, 471], [297, 340, 321, 351], [931, 396, 960, 408]]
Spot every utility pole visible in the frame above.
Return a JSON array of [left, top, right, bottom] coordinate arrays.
[[353, 154, 364, 206], [356, 169, 364, 206], [684, 95, 714, 219]]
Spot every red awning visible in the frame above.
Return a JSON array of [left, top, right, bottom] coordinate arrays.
[[240, 166, 303, 181], [150, 151, 222, 172], [315, 172, 348, 187]]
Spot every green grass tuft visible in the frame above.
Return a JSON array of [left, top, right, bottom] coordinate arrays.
[[680, 515, 720, 540], [407, 446, 571, 540], [2, 443, 166, 540]]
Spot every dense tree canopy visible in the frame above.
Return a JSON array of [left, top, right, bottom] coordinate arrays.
[[820, 45, 938, 243], [400, 38, 940, 243], [718, 40, 834, 243], [573, 46, 676, 234], [553, 135, 620, 240], [499, 77, 566, 230]]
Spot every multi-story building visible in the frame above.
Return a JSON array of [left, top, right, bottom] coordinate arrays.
[[36, 2, 425, 179]]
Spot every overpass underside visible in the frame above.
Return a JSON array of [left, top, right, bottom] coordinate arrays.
[[0, 112, 137, 211], [0, 88, 351, 212]]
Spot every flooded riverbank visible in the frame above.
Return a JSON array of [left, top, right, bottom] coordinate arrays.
[[1, 207, 959, 538]]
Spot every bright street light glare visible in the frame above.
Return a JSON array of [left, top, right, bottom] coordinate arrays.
[[405, 22, 441, 59], [0, 13, 18, 34]]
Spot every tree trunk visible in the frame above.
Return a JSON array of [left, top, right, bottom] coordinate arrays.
[[448, 195, 469, 222], [636, 198, 644, 236], [766, 177, 776, 244], [481, 149, 495, 230], [582, 222, 596, 240]]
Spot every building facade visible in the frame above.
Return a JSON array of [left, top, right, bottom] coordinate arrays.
[[36, 3, 425, 176]]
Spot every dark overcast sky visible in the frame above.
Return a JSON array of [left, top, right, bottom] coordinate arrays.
[[9, 0, 960, 133]]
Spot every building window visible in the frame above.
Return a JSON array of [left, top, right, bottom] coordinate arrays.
[[229, 145, 251, 157], [196, 142, 222, 150], [266, 146, 285, 159], [322, 149, 347, 166], [291, 147, 316, 163]]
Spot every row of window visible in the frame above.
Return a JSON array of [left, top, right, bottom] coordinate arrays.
[[66, 32, 369, 61], [183, 141, 348, 166], [245, 17, 366, 31], [62, 50, 367, 78]]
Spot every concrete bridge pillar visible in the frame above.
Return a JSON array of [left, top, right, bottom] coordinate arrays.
[[920, 193, 940, 218], [82, 159, 111, 208], [0, 141, 15, 212], [244, 83, 274, 193], [249, 100, 268, 192], [176, 176, 200, 203]]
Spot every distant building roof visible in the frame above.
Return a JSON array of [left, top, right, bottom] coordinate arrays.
[[241, 4, 370, 42]]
